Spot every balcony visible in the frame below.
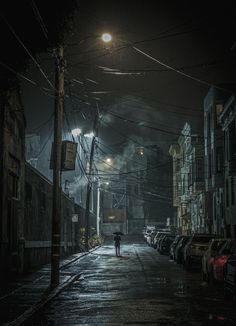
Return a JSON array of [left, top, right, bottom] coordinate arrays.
[[180, 191, 191, 203]]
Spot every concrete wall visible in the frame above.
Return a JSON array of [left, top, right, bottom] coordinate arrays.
[[23, 164, 87, 271]]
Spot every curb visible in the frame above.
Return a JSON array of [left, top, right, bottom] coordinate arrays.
[[6, 274, 80, 326], [4, 245, 101, 326]]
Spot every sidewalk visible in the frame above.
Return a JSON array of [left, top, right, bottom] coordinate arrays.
[[0, 247, 99, 326]]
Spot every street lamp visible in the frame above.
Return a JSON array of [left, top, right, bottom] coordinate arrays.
[[101, 33, 112, 43], [72, 128, 81, 137]]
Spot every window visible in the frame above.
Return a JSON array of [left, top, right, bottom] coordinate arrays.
[[224, 131, 229, 161], [208, 154, 212, 178], [226, 179, 229, 207], [25, 183, 32, 201], [215, 103, 224, 128], [195, 158, 204, 181], [37, 188, 46, 210], [188, 163, 193, 186], [231, 177, 235, 206], [216, 147, 223, 173], [207, 112, 211, 137], [229, 121, 236, 161], [8, 173, 19, 199]]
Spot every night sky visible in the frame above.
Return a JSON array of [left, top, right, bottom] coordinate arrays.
[[2, 1, 236, 150]]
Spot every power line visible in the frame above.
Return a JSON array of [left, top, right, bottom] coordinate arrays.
[[27, 112, 54, 133], [30, 0, 49, 40], [0, 13, 55, 91]]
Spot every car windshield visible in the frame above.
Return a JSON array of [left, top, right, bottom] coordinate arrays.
[[178, 237, 189, 246], [212, 240, 226, 251], [193, 236, 214, 243]]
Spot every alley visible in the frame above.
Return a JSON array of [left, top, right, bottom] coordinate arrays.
[[24, 240, 236, 326]]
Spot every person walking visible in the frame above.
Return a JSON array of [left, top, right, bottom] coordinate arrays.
[[114, 234, 121, 256]]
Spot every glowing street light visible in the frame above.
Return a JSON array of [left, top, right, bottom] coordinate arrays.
[[84, 132, 95, 138], [101, 33, 112, 43], [106, 158, 111, 163], [71, 128, 81, 137]]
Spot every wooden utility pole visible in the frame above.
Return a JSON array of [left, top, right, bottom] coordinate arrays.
[[51, 45, 64, 288], [84, 114, 98, 251]]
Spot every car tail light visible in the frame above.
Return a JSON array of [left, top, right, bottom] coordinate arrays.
[[215, 255, 229, 266]]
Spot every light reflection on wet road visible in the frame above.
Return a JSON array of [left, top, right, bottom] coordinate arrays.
[[24, 242, 236, 325]]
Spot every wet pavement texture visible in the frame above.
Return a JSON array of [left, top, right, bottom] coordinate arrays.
[[23, 242, 235, 325]]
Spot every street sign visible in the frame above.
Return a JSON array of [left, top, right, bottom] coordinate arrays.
[[50, 141, 78, 171], [72, 214, 78, 222]]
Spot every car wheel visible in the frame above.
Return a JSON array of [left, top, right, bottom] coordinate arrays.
[[184, 258, 191, 270], [223, 286, 232, 300], [209, 272, 216, 285], [201, 268, 206, 281]]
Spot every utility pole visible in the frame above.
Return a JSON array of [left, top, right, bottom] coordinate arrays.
[[51, 45, 65, 288], [84, 113, 98, 251], [96, 178, 100, 236]]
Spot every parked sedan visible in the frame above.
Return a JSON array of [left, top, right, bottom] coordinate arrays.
[[212, 239, 236, 282], [169, 235, 184, 260], [159, 234, 175, 255], [183, 234, 216, 270], [224, 250, 236, 298], [174, 236, 191, 264], [155, 232, 170, 251], [147, 230, 158, 247], [201, 238, 226, 282]]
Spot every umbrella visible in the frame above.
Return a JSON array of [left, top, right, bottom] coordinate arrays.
[[113, 231, 124, 235]]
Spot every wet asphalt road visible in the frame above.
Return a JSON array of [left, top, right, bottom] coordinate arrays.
[[24, 241, 236, 325]]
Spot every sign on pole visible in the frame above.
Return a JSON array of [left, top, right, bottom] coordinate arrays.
[[72, 214, 78, 222], [50, 141, 77, 171]]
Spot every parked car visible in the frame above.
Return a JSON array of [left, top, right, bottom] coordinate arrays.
[[174, 236, 191, 264], [224, 249, 236, 298], [144, 227, 155, 242], [147, 230, 158, 247], [183, 234, 216, 270], [212, 239, 236, 282], [169, 235, 184, 260], [159, 234, 175, 255], [201, 238, 226, 282], [154, 231, 170, 250], [157, 232, 170, 252]]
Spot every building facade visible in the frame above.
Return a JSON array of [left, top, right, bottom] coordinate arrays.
[[0, 88, 26, 278], [169, 123, 205, 235], [220, 95, 236, 237], [204, 87, 229, 235]]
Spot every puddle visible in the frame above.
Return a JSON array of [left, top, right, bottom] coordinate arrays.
[[174, 281, 192, 298]]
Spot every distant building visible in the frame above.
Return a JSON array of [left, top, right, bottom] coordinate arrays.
[[143, 145, 173, 227], [204, 86, 230, 235], [126, 146, 146, 234], [169, 122, 204, 234], [220, 95, 236, 237], [99, 154, 127, 235]]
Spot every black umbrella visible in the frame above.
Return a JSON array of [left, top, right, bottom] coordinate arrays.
[[113, 231, 124, 235]]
